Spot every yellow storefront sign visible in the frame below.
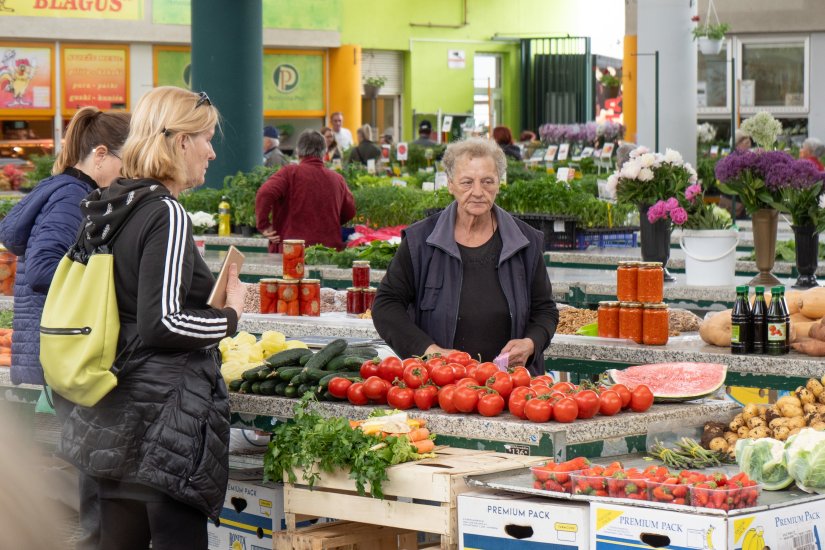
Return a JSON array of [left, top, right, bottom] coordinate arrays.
[[0, 0, 143, 20]]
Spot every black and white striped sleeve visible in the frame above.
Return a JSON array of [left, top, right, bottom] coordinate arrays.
[[136, 198, 235, 349]]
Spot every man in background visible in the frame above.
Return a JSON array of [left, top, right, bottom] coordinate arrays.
[[412, 119, 438, 147], [330, 112, 353, 150], [263, 126, 288, 168]]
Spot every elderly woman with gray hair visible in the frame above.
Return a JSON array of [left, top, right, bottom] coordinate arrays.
[[256, 129, 355, 252], [800, 137, 825, 171], [372, 138, 559, 375]]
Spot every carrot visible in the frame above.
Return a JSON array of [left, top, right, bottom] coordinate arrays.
[[0, 335, 11, 347], [406, 428, 430, 443], [349, 420, 363, 429], [412, 439, 435, 453], [0, 354, 11, 366]]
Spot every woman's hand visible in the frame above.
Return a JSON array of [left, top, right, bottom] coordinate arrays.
[[499, 338, 534, 367], [225, 263, 246, 318], [424, 343, 454, 358], [261, 227, 280, 246]]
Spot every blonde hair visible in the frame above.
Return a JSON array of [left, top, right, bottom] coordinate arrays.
[[52, 107, 130, 175], [357, 124, 373, 142], [443, 138, 507, 181], [120, 86, 219, 186]]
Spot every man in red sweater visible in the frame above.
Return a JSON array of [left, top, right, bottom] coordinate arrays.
[[256, 130, 356, 253]]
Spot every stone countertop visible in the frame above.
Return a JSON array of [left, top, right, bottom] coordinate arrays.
[[229, 392, 736, 447], [240, 314, 824, 379]]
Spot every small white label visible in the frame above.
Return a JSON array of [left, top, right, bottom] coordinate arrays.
[[553, 220, 565, 232]]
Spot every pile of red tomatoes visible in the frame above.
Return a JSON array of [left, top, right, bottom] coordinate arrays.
[[327, 351, 654, 422]]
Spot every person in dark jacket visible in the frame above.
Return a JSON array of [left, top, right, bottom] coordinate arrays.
[[348, 124, 382, 166], [0, 106, 130, 550], [59, 87, 246, 550], [372, 138, 558, 375], [256, 129, 356, 253], [493, 125, 522, 161]]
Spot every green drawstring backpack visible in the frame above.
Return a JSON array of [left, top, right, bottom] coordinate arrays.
[[40, 200, 151, 407]]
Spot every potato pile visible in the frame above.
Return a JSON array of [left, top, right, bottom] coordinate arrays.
[[699, 287, 825, 349], [702, 376, 825, 457]]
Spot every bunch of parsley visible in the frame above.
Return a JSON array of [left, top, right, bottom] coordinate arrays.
[[263, 396, 419, 498]]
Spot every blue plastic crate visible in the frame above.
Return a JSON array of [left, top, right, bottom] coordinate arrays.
[[576, 227, 639, 249]]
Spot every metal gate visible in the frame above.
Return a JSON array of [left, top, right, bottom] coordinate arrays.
[[520, 37, 593, 132]]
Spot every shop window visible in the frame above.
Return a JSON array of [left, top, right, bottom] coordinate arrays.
[[697, 44, 728, 109], [741, 40, 806, 108], [473, 54, 502, 132]]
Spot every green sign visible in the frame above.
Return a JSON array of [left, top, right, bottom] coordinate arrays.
[[263, 52, 323, 113], [153, 0, 340, 30], [155, 48, 190, 89]]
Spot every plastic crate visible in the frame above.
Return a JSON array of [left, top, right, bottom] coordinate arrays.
[[576, 226, 639, 249], [516, 213, 579, 250]]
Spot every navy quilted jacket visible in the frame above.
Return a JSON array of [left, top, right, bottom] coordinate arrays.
[[0, 173, 95, 385]]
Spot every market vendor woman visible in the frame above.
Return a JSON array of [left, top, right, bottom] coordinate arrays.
[[372, 138, 558, 375]]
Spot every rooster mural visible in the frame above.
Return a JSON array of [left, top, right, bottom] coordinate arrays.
[[0, 49, 37, 107]]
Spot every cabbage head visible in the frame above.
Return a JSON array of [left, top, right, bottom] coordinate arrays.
[[785, 428, 825, 494], [735, 437, 793, 491]]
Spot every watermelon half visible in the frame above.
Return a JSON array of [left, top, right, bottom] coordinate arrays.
[[607, 362, 727, 402]]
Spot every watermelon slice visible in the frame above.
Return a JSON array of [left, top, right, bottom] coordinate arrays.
[[607, 362, 727, 402]]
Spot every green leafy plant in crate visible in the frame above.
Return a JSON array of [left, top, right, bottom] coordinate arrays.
[[178, 187, 223, 215], [222, 165, 278, 228]]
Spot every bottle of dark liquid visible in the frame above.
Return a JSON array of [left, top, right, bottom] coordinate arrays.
[[766, 285, 787, 355], [778, 286, 791, 353], [730, 285, 752, 355], [751, 286, 767, 354]]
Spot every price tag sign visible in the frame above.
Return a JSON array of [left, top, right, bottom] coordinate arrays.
[[396, 142, 408, 161], [367, 159, 376, 174]]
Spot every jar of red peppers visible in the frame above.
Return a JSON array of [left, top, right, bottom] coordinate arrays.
[[282, 239, 305, 280], [637, 262, 664, 303], [352, 261, 370, 288], [277, 279, 300, 316], [597, 301, 620, 338], [362, 287, 377, 312], [258, 278, 279, 314], [643, 303, 669, 345], [299, 279, 321, 317], [346, 287, 364, 315], [619, 302, 643, 343], [616, 261, 638, 302]]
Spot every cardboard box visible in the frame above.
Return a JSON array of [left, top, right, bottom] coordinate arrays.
[[458, 490, 589, 549], [207, 470, 284, 550], [591, 500, 825, 549]]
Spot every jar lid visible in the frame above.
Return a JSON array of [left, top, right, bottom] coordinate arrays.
[[639, 262, 663, 268], [598, 300, 620, 307], [617, 261, 640, 267], [363, 287, 377, 294], [300, 279, 321, 284], [346, 287, 363, 292], [619, 301, 643, 307], [278, 279, 299, 285], [352, 261, 371, 267], [259, 277, 279, 283], [643, 303, 669, 309], [283, 239, 305, 244]]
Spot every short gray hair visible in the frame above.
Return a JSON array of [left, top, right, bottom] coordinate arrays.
[[443, 138, 506, 181], [295, 129, 326, 159], [803, 137, 824, 157], [616, 142, 637, 169]]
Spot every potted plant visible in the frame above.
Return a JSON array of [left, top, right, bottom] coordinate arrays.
[[599, 72, 621, 98], [363, 75, 387, 99], [692, 19, 730, 56]]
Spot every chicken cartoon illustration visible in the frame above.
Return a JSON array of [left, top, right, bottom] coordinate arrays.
[[0, 50, 37, 107]]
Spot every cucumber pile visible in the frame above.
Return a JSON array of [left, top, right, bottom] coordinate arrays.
[[227, 339, 375, 401]]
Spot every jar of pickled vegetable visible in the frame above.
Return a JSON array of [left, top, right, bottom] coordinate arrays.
[[362, 287, 377, 312], [259, 278, 279, 314], [616, 261, 639, 302], [346, 287, 364, 315], [276, 279, 300, 316], [597, 301, 620, 338], [282, 239, 305, 280], [619, 302, 643, 343], [299, 279, 321, 317], [637, 262, 664, 303], [352, 261, 370, 288], [643, 303, 669, 345]]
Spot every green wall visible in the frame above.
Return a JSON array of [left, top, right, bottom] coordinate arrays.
[[342, 0, 579, 140]]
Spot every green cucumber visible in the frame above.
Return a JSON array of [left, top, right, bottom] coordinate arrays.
[[299, 353, 313, 366], [319, 372, 361, 389], [304, 368, 329, 382], [256, 367, 273, 381], [344, 346, 379, 358], [228, 379, 244, 392], [239, 381, 254, 394], [251, 381, 262, 394], [296, 383, 312, 395], [274, 382, 288, 396], [266, 348, 313, 369], [284, 384, 298, 398], [259, 379, 279, 395], [304, 339, 348, 371], [278, 367, 304, 382], [242, 365, 268, 381], [325, 355, 366, 372]]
